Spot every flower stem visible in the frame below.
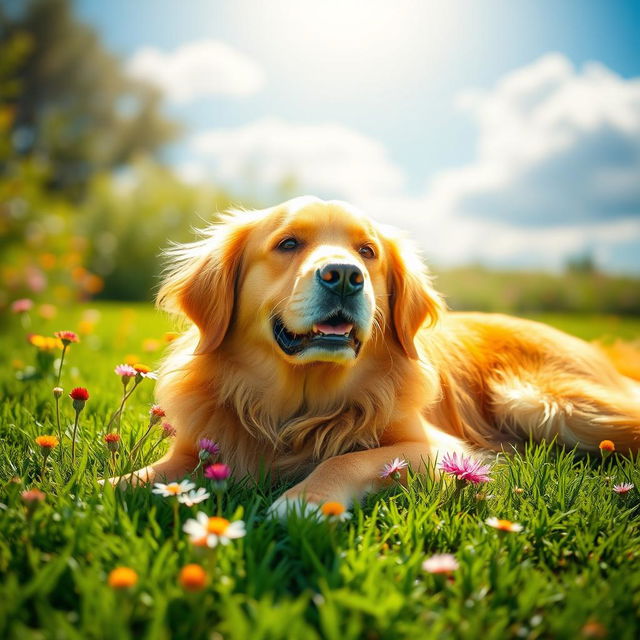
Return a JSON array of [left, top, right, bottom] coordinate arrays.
[[55, 396, 63, 461], [71, 410, 80, 465], [105, 380, 141, 434], [129, 423, 154, 466], [56, 344, 68, 387], [173, 500, 180, 544]]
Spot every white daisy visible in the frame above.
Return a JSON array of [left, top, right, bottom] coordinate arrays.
[[183, 512, 246, 547], [422, 553, 459, 574], [177, 487, 211, 506], [151, 479, 195, 498]]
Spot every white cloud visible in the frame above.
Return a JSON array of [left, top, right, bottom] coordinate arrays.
[[187, 117, 405, 202], [126, 40, 265, 104], [177, 54, 640, 272], [439, 53, 640, 226]]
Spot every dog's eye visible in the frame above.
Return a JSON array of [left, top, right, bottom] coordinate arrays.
[[277, 237, 299, 251], [358, 244, 376, 259]]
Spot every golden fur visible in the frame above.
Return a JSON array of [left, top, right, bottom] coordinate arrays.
[[130, 196, 640, 510]]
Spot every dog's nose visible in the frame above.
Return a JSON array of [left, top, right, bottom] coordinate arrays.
[[317, 263, 364, 297]]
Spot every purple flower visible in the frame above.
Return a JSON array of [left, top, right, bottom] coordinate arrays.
[[440, 452, 491, 484], [199, 438, 220, 458]]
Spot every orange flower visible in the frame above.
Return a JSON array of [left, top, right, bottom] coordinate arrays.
[[599, 440, 615, 452], [108, 567, 138, 589], [21, 488, 46, 505], [581, 620, 607, 638], [133, 363, 151, 373], [320, 501, 351, 521], [164, 331, 179, 343], [486, 517, 523, 532], [179, 564, 207, 591], [35, 435, 59, 450]]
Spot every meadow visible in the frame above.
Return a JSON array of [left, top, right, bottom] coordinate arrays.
[[1, 303, 639, 640]]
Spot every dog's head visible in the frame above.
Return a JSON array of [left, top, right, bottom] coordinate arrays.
[[159, 196, 443, 365]]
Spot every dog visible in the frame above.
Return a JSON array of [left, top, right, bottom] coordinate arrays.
[[130, 196, 640, 513]]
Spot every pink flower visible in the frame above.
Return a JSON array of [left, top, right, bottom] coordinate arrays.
[[379, 457, 409, 479], [204, 463, 231, 481], [11, 298, 33, 313], [161, 422, 177, 439], [54, 330, 79, 344], [613, 482, 634, 494], [114, 364, 137, 378], [422, 553, 459, 574], [440, 452, 491, 484]]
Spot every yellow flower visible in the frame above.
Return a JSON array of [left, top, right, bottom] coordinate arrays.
[[108, 567, 138, 589]]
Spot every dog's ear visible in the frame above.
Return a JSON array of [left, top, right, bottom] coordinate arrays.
[[381, 227, 445, 359], [157, 211, 259, 355]]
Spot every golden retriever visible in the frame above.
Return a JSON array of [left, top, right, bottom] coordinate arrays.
[[131, 196, 640, 513]]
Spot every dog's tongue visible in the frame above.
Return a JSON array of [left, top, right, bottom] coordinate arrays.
[[314, 322, 353, 335]]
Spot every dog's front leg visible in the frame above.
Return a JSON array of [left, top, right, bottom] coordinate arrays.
[[107, 448, 198, 488], [269, 441, 433, 517]]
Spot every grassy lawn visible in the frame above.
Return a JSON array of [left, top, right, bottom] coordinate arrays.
[[1, 303, 639, 639]]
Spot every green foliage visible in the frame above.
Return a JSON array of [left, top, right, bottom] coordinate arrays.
[[0, 304, 639, 638], [435, 265, 640, 316], [0, 0, 178, 195]]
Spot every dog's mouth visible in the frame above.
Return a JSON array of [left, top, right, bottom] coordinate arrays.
[[272, 312, 362, 356]]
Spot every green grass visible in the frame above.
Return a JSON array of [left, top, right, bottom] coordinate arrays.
[[1, 304, 639, 639]]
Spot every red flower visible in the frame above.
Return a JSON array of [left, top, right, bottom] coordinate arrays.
[[104, 433, 121, 443], [204, 463, 231, 481], [150, 404, 165, 417], [69, 387, 89, 401], [54, 330, 79, 344]]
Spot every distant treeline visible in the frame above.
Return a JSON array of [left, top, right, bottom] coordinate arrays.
[[434, 266, 640, 315]]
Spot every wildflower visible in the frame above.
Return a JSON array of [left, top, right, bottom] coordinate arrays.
[[204, 463, 231, 482], [108, 567, 138, 589], [422, 553, 459, 574], [379, 457, 409, 479], [11, 298, 33, 313], [183, 512, 246, 547], [440, 452, 491, 484], [599, 440, 615, 452], [69, 387, 89, 464], [178, 487, 211, 507], [581, 620, 607, 638], [164, 331, 179, 343], [104, 433, 121, 453], [114, 363, 137, 379], [161, 422, 177, 439], [28, 334, 62, 350], [35, 435, 59, 452], [21, 488, 46, 517], [320, 501, 352, 521], [53, 386, 63, 398], [69, 387, 89, 408], [54, 330, 79, 345], [133, 363, 157, 380], [152, 480, 196, 498], [179, 564, 207, 591], [486, 517, 523, 533], [198, 438, 220, 461], [149, 404, 166, 426], [613, 482, 634, 494]]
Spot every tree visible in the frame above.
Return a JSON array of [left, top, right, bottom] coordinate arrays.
[[0, 0, 179, 195]]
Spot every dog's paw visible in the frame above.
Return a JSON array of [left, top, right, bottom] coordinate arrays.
[[267, 494, 322, 520]]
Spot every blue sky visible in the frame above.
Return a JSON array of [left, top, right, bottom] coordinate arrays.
[[76, 0, 640, 273]]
